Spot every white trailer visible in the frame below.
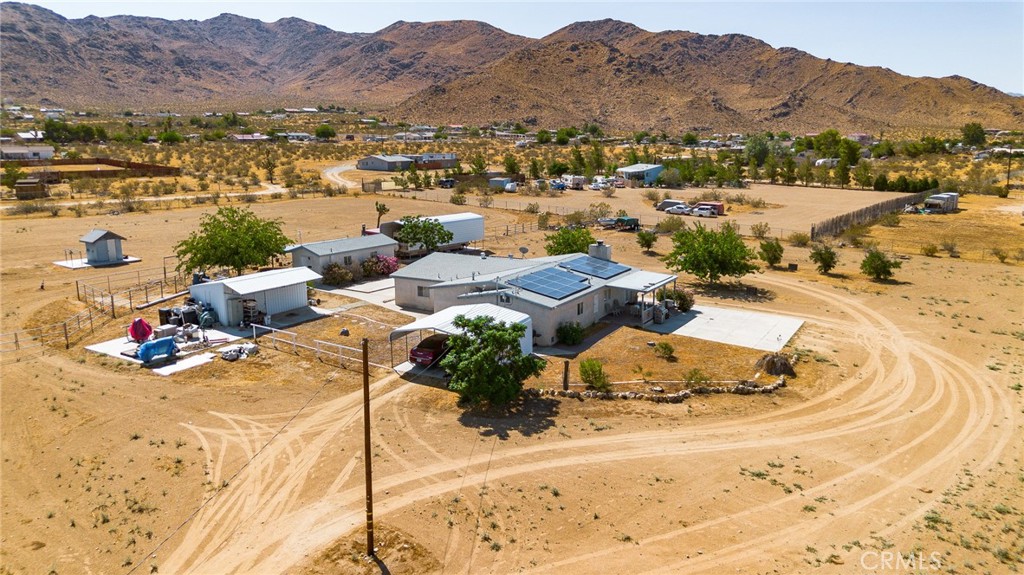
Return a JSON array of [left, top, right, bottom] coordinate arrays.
[[562, 174, 586, 190], [381, 212, 485, 255], [924, 193, 959, 213]]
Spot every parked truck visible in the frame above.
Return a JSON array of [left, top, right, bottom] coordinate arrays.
[[694, 201, 726, 215], [380, 212, 485, 256]]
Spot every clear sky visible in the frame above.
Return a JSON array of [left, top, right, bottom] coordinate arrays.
[[15, 0, 1024, 95]]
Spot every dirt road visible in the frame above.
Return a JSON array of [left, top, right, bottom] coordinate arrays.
[[156, 270, 1018, 573]]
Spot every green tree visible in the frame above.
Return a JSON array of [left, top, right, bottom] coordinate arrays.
[[781, 154, 797, 185], [745, 133, 770, 166], [468, 154, 487, 176], [158, 130, 183, 144], [544, 227, 595, 256], [2, 163, 27, 191], [528, 158, 543, 180], [809, 243, 838, 274], [798, 159, 814, 187], [838, 138, 862, 166], [407, 162, 421, 189], [662, 223, 759, 284], [747, 157, 760, 182], [960, 123, 985, 147], [682, 132, 699, 146], [315, 124, 337, 139], [764, 154, 779, 184], [439, 315, 546, 407], [503, 153, 520, 175], [536, 129, 552, 144], [860, 248, 901, 281], [758, 237, 784, 267], [393, 215, 455, 253], [374, 201, 390, 227], [853, 162, 874, 189], [260, 150, 277, 184], [813, 129, 842, 158], [636, 229, 658, 254], [835, 158, 851, 188], [173, 206, 291, 275]]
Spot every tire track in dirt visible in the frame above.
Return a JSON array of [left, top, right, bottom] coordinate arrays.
[[160, 274, 1017, 574]]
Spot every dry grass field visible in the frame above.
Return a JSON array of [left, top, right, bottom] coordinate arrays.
[[2, 167, 1023, 575]]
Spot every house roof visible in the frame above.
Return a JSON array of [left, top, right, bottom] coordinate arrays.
[[617, 163, 663, 173], [285, 235, 398, 257], [80, 229, 126, 243], [389, 303, 530, 341], [212, 267, 322, 296], [391, 253, 536, 282], [367, 154, 413, 163], [605, 270, 677, 293]]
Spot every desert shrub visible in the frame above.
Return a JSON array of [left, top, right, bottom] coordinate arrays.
[[750, 222, 771, 239], [695, 189, 724, 202], [990, 247, 1009, 263], [653, 342, 675, 360], [642, 189, 661, 202], [579, 358, 610, 391], [996, 186, 1010, 198], [655, 216, 686, 234], [877, 212, 900, 227], [841, 223, 870, 247], [1015, 248, 1024, 263], [657, 288, 695, 312], [758, 237, 784, 266], [450, 192, 467, 205], [537, 212, 552, 229], [601, 188, 615, 198], [48, 206, 60, 217], [72, 203, 86, 217], [564, 211, 587, 226], [940, 237, 959, 257], [683, 368, 711, 386], [860, 248, 902, 281], [361, 254, 400, 277], [809, 243, 839, 274], [8, 201, 52, 215], [556, 322, 585, 345], [920, 243, 939, 257], [749, 197, 767, 208], [270, 192, 283, 200], [477, 194, 494, 208], [524, 202, 540, 214], [787, 232, 811, 247], [239, 193, 258, 203], [661, 191, 673, 200], [322, 262, 354, 286]]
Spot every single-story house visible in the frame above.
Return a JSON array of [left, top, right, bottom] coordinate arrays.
[[1, 144, 55, 160], [389, 303, 533, 362], [16, 131, 45, 142], [229, 133, 272, 142], [405, 152, 459, 169], [616, 163, 664, 185], [285, 234, 398, 274], [392, 242, 677, 346], [80, 229, 127, 265], [189, 267, 322, 328], [356, 154, 414, 172]]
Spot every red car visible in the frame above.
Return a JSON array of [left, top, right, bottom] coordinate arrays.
[[409, 334, 450, 366]]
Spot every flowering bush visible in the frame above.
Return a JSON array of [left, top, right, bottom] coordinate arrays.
[[361, 254, 400, 277]]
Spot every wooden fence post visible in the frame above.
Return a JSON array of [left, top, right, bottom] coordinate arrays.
[[89, 307, 93, 333], [110, 295, 116, 319], [128, 290, 133, 310], [14, 332, 19, 351], [76, 280, 81, 301], [63, 322, 69, 349]]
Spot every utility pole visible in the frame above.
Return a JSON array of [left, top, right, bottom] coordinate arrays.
[[362, 338, 375, 557]]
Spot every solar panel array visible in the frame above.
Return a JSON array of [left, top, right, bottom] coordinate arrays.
[[559, 255, 630, 279], [509, 267, 588, 300]]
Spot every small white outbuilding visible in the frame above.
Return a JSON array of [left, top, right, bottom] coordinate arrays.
[[189, 267, 321, 328]]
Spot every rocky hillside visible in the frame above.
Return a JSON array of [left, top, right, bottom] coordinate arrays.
[[2, 4, 1020, 132]]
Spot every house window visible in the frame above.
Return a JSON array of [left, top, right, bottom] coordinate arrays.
[[343, 255, 353, 266], [417, 286, 429, 297], [499, 293, 511, 304], [577, 302, 584, 315]]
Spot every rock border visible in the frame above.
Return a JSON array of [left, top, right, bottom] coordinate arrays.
[[525, 376, 787, 403]]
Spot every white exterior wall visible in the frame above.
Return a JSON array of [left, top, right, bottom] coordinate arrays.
[[437, 214, 485, 248], [291, 245, 393, 274], [254, 283, 308, 319], [393, 279, 436, 311]]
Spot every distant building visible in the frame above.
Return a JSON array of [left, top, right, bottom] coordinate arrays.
[[80, 229, 127, 266], [356, 154, 414, 172], [16, 130, 45, 142], [616, 163, 664, 185], [0, 144, 55, 160], [229, 133, 272, 142]]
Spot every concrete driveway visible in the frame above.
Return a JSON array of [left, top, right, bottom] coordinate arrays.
[[648, 304, 804, 352]]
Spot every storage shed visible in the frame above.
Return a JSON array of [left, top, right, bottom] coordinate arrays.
[[188, 268, 322, 328], [80, 229, 126, 265]]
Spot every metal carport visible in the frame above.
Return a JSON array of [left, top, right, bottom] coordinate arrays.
[[388, 303, 533, 367]]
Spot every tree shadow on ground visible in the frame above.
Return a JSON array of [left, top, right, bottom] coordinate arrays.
[[457, 396, 560, 440], [693, 281, 776, 303]]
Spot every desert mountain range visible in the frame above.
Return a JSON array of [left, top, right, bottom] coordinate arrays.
[[2, 2, 1021, 133]]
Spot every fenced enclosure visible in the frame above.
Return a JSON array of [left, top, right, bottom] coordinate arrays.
[[251, 324, 393, 370], [809, 191, 930, 240]]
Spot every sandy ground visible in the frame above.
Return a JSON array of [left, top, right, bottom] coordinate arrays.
[[2, 173, 1023, 575]]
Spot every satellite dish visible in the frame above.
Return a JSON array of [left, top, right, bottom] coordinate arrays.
[[518, 246, 529, 258]]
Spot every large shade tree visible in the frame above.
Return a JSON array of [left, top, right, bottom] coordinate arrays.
[[439, 315, 547, 407], [544, 227, 595, 256], [393, 215, 454, 252], [174, 206, 291, 275], [662, 223, 758, 284]]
